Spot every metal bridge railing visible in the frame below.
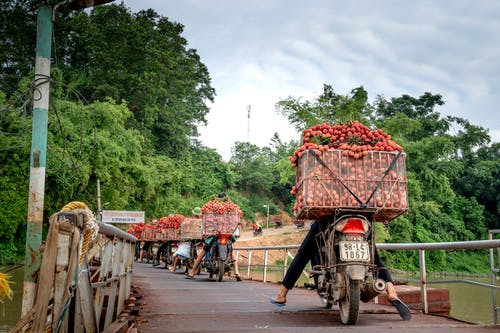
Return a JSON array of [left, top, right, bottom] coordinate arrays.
[[235, 236, 500, 325]]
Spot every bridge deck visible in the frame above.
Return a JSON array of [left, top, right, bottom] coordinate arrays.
[[132, 262, 496, 333]]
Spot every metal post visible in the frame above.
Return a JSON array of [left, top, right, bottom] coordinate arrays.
[[489, 230, 498, 325], [263, 250, 268, 283], [419, 249, 428, 314], [247, 250, 252, 278], [266, 205, 269, 229], [283, 248, 288, 278], [97, 179, 102, 219], [22, 5, 53, 316], [97, 179, 101, 211]]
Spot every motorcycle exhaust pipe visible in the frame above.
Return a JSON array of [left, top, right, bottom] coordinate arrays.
[[360, 278, 386, 303]]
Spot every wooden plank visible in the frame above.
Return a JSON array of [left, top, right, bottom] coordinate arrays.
[[56, 225, 80, 333], [100, 318, 130, 333], [78, 268, 98, 332], [104, 241, 123, 328], [94, 238, 114, 324], [117, 240, 128, 315], [53, 232, 71, 330], [32, 217, 60, 332]]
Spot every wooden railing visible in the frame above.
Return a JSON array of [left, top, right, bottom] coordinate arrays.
[[11, 207, 137, 333]]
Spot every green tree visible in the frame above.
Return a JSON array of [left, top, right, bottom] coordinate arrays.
[[57, 4, 215, 157], [229, 142, 275, 195], [276, 84, 373, 132], [452, 143, 500, 229]]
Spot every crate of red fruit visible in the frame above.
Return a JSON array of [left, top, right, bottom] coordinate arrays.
[[126, 222, 145, 239], [180, 217, 203, 240], [289, 121, 409, 223], [141, 225, 156, 241], [156, 214, 183, 241], [201, 198, 243, 236]]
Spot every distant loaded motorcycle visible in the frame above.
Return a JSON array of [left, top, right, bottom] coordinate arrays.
[[252, 223, 263, 236], [202, 233, 234, 281], [200, 197, 242, 282]]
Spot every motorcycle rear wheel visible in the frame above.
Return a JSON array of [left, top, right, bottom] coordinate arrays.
[[217, 258, 225, 282], [339, 278, 360, 325]]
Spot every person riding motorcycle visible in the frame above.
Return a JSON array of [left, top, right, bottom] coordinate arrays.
[[168, 207, 202, 272], [270, 217, 411, 321], [186, 193, 242, 281], [252, 222, 262, 236]]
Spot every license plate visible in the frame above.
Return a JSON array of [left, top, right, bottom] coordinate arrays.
[[339, 241, 370, 262]]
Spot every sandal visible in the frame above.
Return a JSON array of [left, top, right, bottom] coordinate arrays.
[[235, 275, 242, 282], [270, 297, 286, 307], [390, 298, 411, 320]]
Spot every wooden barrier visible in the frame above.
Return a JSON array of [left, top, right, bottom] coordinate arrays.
[[10, 207, 137, 333]]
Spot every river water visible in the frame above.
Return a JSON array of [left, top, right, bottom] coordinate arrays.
[[1, 266, 498, 331]]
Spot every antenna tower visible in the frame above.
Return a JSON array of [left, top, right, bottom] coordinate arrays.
[[247, 105, 251, 142]]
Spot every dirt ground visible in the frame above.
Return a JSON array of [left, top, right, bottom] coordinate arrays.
[[238, 223, 309, 245], [234, 220, 311, 266]]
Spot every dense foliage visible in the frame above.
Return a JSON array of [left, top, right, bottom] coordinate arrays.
[[1, 2, 498, 274]]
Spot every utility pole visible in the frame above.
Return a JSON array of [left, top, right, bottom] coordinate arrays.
[[22, 5, 52, 316], [22, 0, 115, 316], [97, 178, 102, 221]]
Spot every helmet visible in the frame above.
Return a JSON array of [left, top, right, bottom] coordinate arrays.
[[192, 207, 202, 216]]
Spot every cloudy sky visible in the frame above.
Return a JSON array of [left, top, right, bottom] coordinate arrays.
[[123, 0, 500, 160]]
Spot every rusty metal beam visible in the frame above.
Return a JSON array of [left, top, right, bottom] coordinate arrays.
[[66, 0, 115, 10]]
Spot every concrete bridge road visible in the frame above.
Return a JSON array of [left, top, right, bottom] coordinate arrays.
[[132, 262, 497, 333]]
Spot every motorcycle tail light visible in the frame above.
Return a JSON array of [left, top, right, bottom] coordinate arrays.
[[219, 237, 228, 245], [335, 218, 369, 234], [345, 234, 363, 241]]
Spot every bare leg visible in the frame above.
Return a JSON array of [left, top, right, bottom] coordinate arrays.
[[169, 256, 180, 272], [385, 281, 398, 301], [187, 249, 205, 278], [385, 281, 411, 320], [273, 285, 289, 304], [232, 250, 241, 281]]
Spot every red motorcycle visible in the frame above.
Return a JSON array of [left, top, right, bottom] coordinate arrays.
[[252, 223, 263, 236]]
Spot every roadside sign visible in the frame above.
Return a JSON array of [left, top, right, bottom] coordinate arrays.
[[102, 210, 145, 224]]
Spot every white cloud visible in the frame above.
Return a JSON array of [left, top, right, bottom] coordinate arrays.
[[124, 0, 500, 158]]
